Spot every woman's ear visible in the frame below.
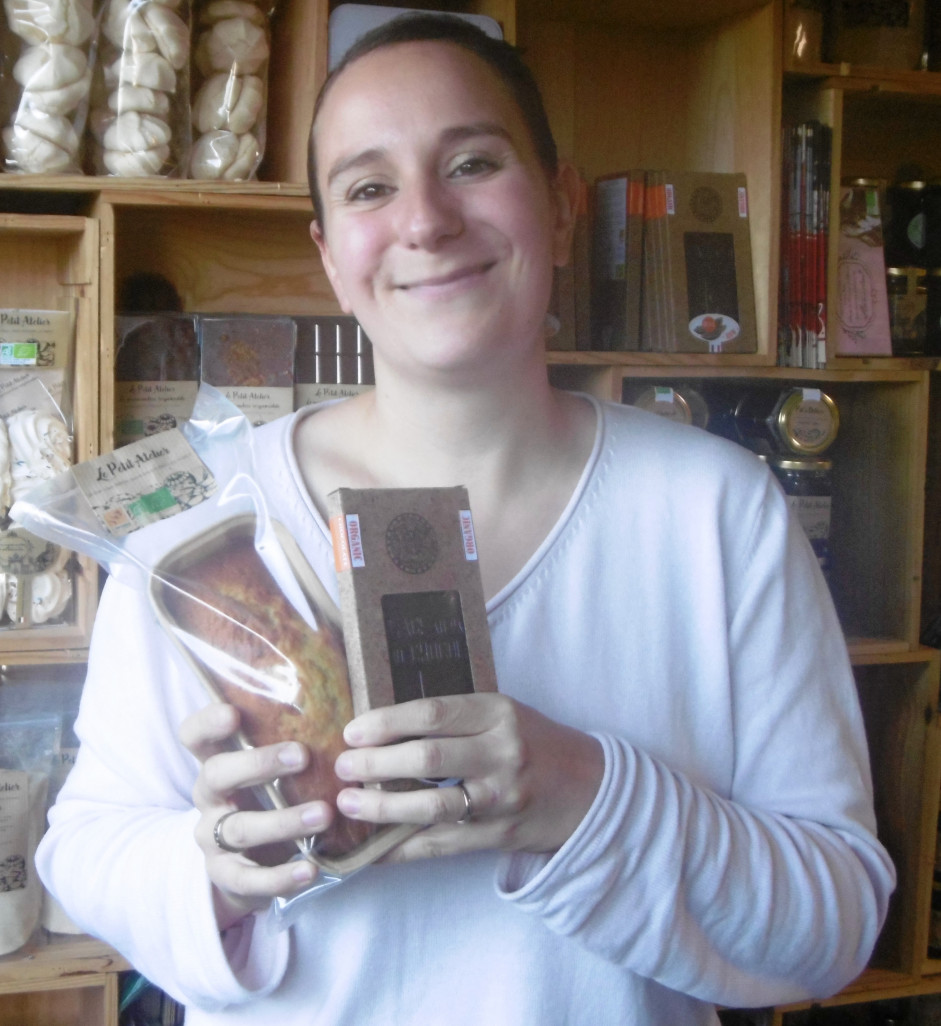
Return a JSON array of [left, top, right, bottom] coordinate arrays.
[[310, 220, 354, 313], [549, 162, 583, 269]]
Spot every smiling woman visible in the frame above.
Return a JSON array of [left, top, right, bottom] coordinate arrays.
[[35, 12, 895, 1026]]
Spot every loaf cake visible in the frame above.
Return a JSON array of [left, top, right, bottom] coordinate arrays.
[[159, 530, 374, 859]]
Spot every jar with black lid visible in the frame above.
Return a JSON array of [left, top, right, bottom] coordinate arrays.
[[768, 455, 833, 577], [733, 386, 839, 456], [884, 180, 927, 267]]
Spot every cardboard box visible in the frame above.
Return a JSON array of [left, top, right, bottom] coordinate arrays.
[[328, 487, 497, 714], [590, 170, 644, 350], [660, 171, 759, 353]]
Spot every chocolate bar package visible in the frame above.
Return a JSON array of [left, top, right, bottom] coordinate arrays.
[[114, 314, 199, 446], [294, 316, 374, 409], [591, 170, 645, 351], [328, 487, 498, 714], [660, 171, 759, 353], [200, 315, 296, 425]]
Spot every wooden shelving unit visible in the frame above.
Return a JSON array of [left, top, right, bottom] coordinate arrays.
[[1, 0, 940, 1021]]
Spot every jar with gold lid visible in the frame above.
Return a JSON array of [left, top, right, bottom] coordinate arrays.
[[624, 384, 709, 429], [733, 386, 839, 456]]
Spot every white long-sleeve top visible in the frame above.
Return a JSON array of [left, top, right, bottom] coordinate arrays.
[[36, 396, 895, 1025]]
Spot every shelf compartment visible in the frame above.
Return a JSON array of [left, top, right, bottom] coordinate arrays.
[[856, 652, 941, 976], [97, 194, 337, 450], [0, 215, 99, 657], [553, 366, 930, 649]]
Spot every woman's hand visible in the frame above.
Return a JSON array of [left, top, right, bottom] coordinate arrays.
[[333, 693, 604, 862], [179, 702, 331, 930]]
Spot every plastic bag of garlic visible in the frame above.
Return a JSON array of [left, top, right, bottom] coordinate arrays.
[[89, 0, 193, 176], [0, 0, 95, 173], [189, 0, 271, 180]]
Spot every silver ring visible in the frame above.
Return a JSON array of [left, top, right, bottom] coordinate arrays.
[[455, 781, 473, 825], [213, 810, 242, 853]]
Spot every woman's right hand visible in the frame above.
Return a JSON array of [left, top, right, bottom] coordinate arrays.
[[179, 701, 334, 931]]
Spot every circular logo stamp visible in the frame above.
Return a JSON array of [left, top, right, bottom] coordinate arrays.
[[385, 512, 439, 574], [690, 186, 722, 223]]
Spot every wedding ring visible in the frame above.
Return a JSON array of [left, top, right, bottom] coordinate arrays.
[[212, 810, 242, 853], [455, 781, 473, 825]]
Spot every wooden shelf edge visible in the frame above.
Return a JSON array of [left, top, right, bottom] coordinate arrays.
[[0, 935, 130, 991], [848, 642, 940, 665], [517, 0, 771, 30], [785, 63, 941, 98]]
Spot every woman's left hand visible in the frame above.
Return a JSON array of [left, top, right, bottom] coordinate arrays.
[[333, 693, 604, 861]]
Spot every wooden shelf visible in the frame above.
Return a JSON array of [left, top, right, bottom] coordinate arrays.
[[0, 937, 129, 991], [517, 0, 770, 29]]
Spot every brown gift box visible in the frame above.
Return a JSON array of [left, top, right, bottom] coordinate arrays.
[[328, 486, 498, 715]]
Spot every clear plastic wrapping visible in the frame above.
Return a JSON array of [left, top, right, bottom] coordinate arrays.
[[0, 307, 77, 630], [11, 386, 417, 909], [188, 0, 270, 179], [89, 0, 193, 176], [1, 0, 95, 172], [0, 713, 60, 955]]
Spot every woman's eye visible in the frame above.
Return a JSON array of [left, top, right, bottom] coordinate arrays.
[[450, 156, 498, 178], [349, 182, 391, 202]]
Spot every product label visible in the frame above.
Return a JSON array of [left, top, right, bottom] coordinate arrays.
[[295, 383, 373, 408], [0, 372, 63, 421], [218, 385, 294, 427], [0, 529, 65, 575], [345, 514, 366, 568], [786, 494, 831, 541], [114, 380, 198, 447], [71, 429, 216, 537], [459, 509, 478, 561], [0, 309, 71, 369], [0, 770, 29, 892]]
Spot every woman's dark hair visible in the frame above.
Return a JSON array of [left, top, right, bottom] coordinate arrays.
[[307, 12, 558, 229]]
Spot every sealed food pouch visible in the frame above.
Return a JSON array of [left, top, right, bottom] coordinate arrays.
[[9, 385, 418, 894], [188, 0, 271, 179], [89, 0, 193, 176], [0, 0, 95, 172], [0, 714, 60, 955]]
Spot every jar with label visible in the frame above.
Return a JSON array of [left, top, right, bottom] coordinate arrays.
[[927, 269, 941, 356], [624, 384, 709, 429], [886, 266, 927, 354], [884, 181, 927, 267], [768, 455, 833, 577], [733, 386, 840, 456]]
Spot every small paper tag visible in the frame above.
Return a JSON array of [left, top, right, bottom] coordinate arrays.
[[345, 514, 366, 567], [71, 429, 216, 537], [458, 510, 478, 561]]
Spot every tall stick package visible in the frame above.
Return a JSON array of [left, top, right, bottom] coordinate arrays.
[[328, 487, 498, 715]]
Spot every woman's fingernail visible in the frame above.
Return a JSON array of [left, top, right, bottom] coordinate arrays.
[[292, 862, 316, 884], [337, 790, 361, 815], [334, 753, 353, 779], [301, 806, 326, 829], [344, 723, 363, 744], [278, 743, 304, 768]]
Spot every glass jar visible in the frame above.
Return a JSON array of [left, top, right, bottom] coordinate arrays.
[[734, 386, 839, 456], [768, 455, 833, 577], [884, 181, 927, 267], [926, 269, 941, 356], [625, 384, 710, 429], [924, 179, 941, 269], [886, 266, 927, 355]]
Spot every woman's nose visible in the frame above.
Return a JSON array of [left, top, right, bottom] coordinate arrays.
[[396, 176, 463, 249]]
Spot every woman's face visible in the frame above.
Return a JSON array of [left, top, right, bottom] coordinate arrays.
[[311, 40, 575, 382]]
